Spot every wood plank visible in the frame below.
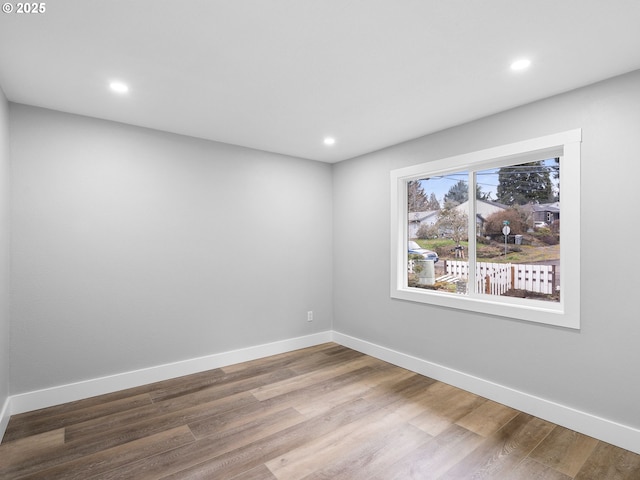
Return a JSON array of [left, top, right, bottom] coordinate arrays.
[[438, 413, 556, 479], [289, 347, 366, 375], [574, 441, 640, 480], [187, 400, 284, 440], [456, 399, 519, 437], [3, 393, 153, 442], [529, 425, 599, 477], [65, 390, 258, 445], [94, 406, 308, 479], [298, 423, 431, 480], [3, 392, 258, 478], [14, 426, 195, 480], [71, 390, 259, 453], [257, 365, 378, 412], [509, 457, 573, 480], [292, 365, 416, 417], [219, 343, 340, 375], [149, 348, 335, 403], [2, 368, 228, 442], [360, 370, 438, 406], [265, 395, 434, 480], [408, 381, 486, 436], [250, 354, 383, 401], [188, 407, 307, 457], [372, 424, 484, 480], [228, 464, 278, 480], [148, 368, 245, 402], [112, 397, 381, 480], [0, 428, 65, 469], [65, 364, 296, 443]]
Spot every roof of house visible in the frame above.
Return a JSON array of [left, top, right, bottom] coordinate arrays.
[[526, 202, 561, 213], [408, 211, 439, 222], [453, 199, 509, 215]]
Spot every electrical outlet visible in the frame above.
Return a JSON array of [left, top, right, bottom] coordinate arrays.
[[307, 311, 313, 322]]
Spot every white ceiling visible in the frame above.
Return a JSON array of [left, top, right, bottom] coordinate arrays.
[[1, 1, 640, 163]]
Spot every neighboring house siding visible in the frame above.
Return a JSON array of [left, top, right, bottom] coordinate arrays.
[[409, 200, 507, 238], [408, 211, 438, 238], [474, 200, 509, 218], [455, 200, 508, 233], [524, 202, 560, 226]]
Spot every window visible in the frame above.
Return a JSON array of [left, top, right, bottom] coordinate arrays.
[[390, 130, 581, 329]]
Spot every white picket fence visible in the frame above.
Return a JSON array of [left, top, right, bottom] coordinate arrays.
[[443, 260, 556, 295], [513, 264, 557, 294]]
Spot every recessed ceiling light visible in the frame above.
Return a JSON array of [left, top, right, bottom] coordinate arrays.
[[510, 59, 531, 71], [323, 137, 336, 146], [109, 81, 129, 93]]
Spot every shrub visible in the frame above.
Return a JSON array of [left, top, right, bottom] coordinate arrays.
[[483, 208, 529, 236], [476, 235, 490, 245], [416, 223, 439, 239], [537, 233, 559, 245], [530, 226, 558, 245]]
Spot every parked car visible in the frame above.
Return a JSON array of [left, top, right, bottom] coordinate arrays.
[[408, 241, 439, 263], [534, 221, 548, 228]]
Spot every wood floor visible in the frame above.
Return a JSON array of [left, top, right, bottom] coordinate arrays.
[[2, 343, 639, 479]]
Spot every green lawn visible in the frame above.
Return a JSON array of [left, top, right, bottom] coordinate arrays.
[[415, 238, 559, 264]]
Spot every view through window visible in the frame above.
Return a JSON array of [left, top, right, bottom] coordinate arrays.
[[407, 158, 560, 302]]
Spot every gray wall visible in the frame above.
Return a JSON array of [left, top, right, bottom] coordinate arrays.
[[9, 105, 333, 394], [0, 88, 9, 408], [333, 69, 640, 430]]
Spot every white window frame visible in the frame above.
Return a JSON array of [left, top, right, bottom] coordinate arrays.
[[390, 129, 581, 329]]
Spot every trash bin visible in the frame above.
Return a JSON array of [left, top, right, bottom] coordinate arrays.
[[514, 234, 523, 245], [416, 260, 435, 285]]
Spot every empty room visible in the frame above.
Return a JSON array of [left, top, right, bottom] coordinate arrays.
[[1, 1, 639, 478]]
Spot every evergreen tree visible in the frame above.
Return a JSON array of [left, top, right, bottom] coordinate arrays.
[[426, 192, 441, 210], [444, 180, 468, 204], [496, 161, 552, 205], [443, 179, 488, 204]]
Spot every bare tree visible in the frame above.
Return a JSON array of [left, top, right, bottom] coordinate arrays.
[[407, 180, 428, 212], [437, 202, 468, 246]]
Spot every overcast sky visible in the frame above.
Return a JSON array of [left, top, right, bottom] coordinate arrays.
[[418, 158, 558, 206]]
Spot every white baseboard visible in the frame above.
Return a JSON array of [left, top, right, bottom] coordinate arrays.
[[3, 331, 332, 427], [3, 330, 639, 456], [332, 331, 640, 455], [0, 396, 9, 440]]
